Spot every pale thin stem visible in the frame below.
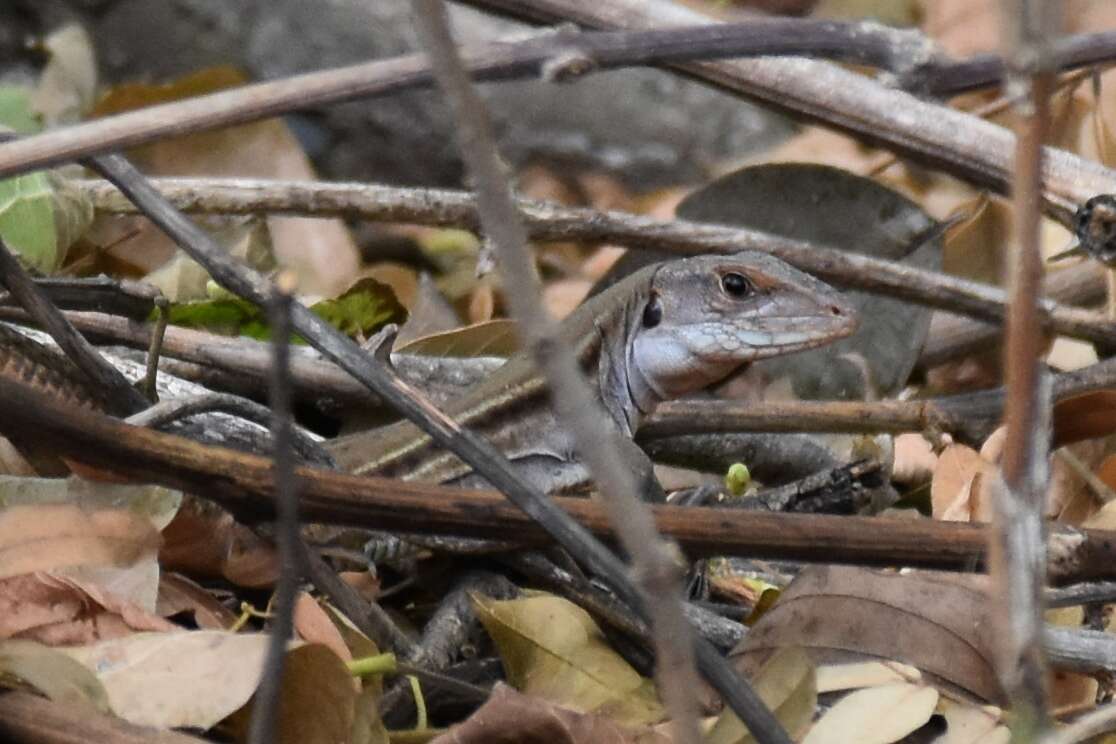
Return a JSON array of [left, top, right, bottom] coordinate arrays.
[[993, 0, 1058, 734], [77, 177, 1116, 348], [410, 2, 726, 741]]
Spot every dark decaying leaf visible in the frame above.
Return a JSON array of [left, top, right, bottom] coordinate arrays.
[[1052, 390, 1116, 447], [733, 566, 1003, 705], [676, 163, 942, 400], [431, 683, 670, 744]]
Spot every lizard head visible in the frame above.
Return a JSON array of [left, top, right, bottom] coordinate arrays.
[[629, 251, 858, 400]]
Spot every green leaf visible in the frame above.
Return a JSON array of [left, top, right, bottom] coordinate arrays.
[[0, 171, 59, 273], [0, 86, 42, 134], [472, 591, 665, 727], [309, 277, 406, 339], [163, 278, 404, 342], [165, 296, 270, 339]]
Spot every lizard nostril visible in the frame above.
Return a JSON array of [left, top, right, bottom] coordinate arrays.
[[830, 305, 844, 316]]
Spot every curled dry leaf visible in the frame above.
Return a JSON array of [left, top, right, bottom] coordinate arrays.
[[472, 592, 665, 727], [0, 504, 160, 581], [60, 630, 272, 729], [155, 572, 238, 630], [431, 682, 670, 744], [931, 444, 991, 522], [159, 500, 278, 588], [0, 572, 174, 645], [293, 591, 352, 664], [0, 638, 110, 712], [891, 434, 937, 486], [1053, 391, 1116, 449]]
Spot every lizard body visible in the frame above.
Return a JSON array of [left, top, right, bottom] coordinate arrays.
[[328, 251, 857, 492]]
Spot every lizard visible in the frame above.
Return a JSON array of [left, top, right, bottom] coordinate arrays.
[[327, 250, 858, 496]]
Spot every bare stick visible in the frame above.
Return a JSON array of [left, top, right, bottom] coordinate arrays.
[[125, 391, 334, 466], [0, 237, 148, 415], [1041, 702, 1116, 744], [458, 0, 1107, 224], [247, 274, 301, 744], [992, 1, 1057, 732], [411, 2, 722, 741], [78, 177, 1116, 347], [12, 376, 1116, 585], [2, 19, 1116, 222], [79, 123, 771, 744]]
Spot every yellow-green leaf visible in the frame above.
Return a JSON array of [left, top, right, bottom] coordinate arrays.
[[472, 592, 665, 727], [707, 647, 816, 744], [0, 639, 111, 712]]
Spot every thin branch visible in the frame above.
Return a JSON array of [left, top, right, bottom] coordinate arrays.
[[1041, 702, 1116, 744], [992, 1, 1057, 731], [412, 2, 715, 741], [0, 691, 209, 744], [77, 177, 1116, 347], [10, 378, 1116, 584], [246, 276, 301, 744], [918, 261, 1104, 370], [0, 237, 148, 415], [125, 391, 335, 466], [75, 116, 783, 744], [2, 19, 1116, 222], [456, 0, 1108, 224]]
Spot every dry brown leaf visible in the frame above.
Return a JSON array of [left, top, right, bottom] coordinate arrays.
[[293, 592, 352, 664], [155, 572, 237, 630], [891, 434, 937, 485], [224, 643, 358, 744], [544, 278, 594, 320], [338, 571, 381, 603], [468, 283, 496, 324], [1053, 391, 1116, 448], [935, 697, 1009, 744], [432, 683, 670, 744], [802, 682, 938, 744], [979, 427, 1007, 464], [91, 67, 357, 295], [159, 501, 278, 588], [396, 319, 519, 358], [931, 445, 986, 520], [734, 566, 1002, 704], [922, 0, 998, 56], [61, 630, 272, 729], [0, 504, 159, 580], [0, 572, 174, 644]]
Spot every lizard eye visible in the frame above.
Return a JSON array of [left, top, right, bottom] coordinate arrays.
[[721, 272, 754, 298], [642, 294, 662, 328]]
